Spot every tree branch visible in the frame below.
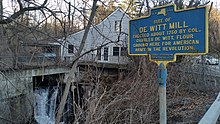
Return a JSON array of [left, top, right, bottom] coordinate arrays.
[[55, 0, 98, 123], [0, 0, 48, 24], [17, 0, 23, 9]]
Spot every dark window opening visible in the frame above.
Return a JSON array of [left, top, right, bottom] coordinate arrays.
[[104, 47, 108, 61], [113, 47, 119, 56], [68, 44, 74, 53], [44, 46, 53, 53], [97, 47, 101, 60]]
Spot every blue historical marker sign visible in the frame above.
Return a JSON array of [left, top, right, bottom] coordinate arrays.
[[128, 4, 208, 62]]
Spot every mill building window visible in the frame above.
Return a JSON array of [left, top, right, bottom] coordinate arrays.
[[113, 47, 119, 56], [104, 47, 108, 61], [115, 20, 121, 32], [68, 44, 74, 53], [97, 47, 101, 60]]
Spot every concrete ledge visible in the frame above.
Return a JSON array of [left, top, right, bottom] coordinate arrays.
[[199, 93, 220, 124]]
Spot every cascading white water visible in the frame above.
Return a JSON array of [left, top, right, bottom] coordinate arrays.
[[34, 87, 58, 124]]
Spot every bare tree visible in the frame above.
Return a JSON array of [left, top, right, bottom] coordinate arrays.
[[55, 0, 98, 123], [82, 59, 159, 124], [0, 0, 219, 124], [0, 0, 49, 24]]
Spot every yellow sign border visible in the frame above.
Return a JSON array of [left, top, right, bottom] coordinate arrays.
[[128, 4, 208, 65]]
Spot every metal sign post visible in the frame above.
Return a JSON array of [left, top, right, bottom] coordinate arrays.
[[158, 63, 167, 124], [128, 4, 208, 124]]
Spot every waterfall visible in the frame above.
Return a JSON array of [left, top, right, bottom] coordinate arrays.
[[34, 87, 59, 124]]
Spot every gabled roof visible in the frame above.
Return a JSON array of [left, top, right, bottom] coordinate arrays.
[[68, 7, 131, 37], [98, 7, 131, 26]]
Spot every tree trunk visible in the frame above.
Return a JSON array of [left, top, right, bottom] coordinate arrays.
[[55, 1, 98, 124]]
